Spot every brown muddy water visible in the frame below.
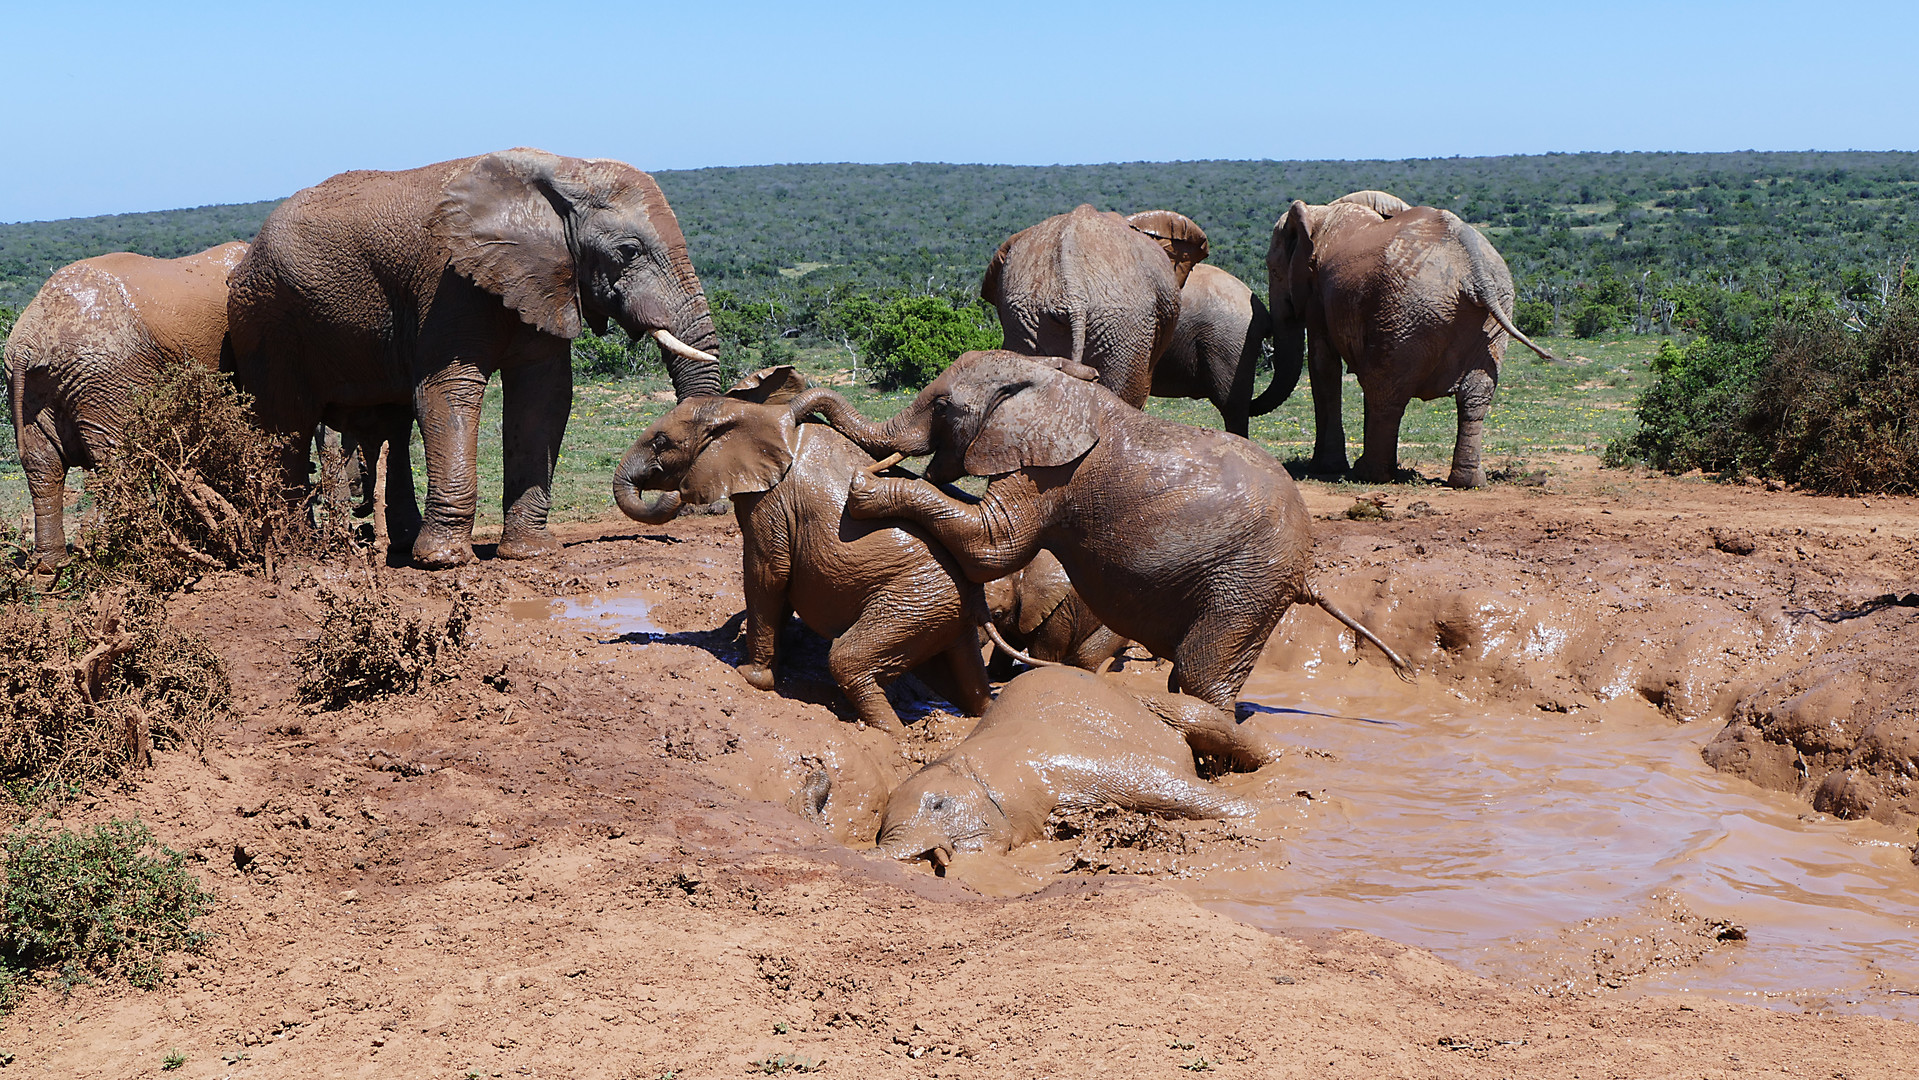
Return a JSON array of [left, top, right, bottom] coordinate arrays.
[[1207, 667, 1919, 1021], [518, 595, 1919, 1022]]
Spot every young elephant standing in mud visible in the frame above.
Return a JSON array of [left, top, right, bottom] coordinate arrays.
[[794, 351, 1410, 715], [878, 666, 1273, 866], [612, 367, 992, 732]]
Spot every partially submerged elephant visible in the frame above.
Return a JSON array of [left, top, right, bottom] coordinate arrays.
[[877, 666, 1270, 866], [1151, 263, 1285, 436], [4, 243, 249, 561], [1266, 189, 1554, 488], [793, 351, 1410, 714], [228, 147, 723, 568], [982, 205, 1207, 408], [612, 366, 990, 732], [983, 549, 1126, 677]]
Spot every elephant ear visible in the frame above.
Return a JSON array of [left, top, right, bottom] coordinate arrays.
[[980, 233, 1017, 305], [1277, 200, 1316, 321], [431, 148, 583, 338], [1013, 556, 1075, 636], [680, 401, 799, 505], [1126, 211, 1209, 288], [727, 365, 810, 406], [1332, 189, 1411, 218], [962, 369, 1100, 476]]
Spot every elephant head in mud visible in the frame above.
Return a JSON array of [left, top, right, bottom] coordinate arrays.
[[227, 148, 723, 569], [792, 351, 1410, 715], [1266, 188, 1554, 488], [981, 205, 1207, 408], [613, 366, 992, 732], [877, 667, 1270, 867]]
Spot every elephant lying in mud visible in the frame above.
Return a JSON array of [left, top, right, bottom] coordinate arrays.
[[612, 367, 991, 732], [4, 243, 249, 562], [878, 667, 1272, 866], [984, 549, 1127, 677], [794, 351, 1411, 714]]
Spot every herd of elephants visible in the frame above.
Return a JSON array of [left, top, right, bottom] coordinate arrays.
[[3, 148, 1561, 864]]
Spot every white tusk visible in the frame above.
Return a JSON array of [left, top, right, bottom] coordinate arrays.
[[652, 328, 719, 365]]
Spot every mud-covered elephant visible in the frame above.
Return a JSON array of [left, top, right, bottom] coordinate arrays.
[[877, 667, 1272, 866], [1151, 264, 1287, 437], [1267, 189, 1553, 488], [982, 205, 1207, 408], [983, 549, 1126, 678], [3, 243, 250, 560], [612, 366, 990, 732], [793, 351, 1408, 714], [227, 148, 723, 568]]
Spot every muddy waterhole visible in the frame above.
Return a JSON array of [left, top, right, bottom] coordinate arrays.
[[520, 580, 1919, 1025]]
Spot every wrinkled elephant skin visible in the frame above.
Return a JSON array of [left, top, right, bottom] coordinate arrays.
[[877, 667, 1271, 863], [4, 243, 248, 561], [1267, 191, 1554, 489], [613, 367, 990, 732], [227, 148, 723, 569]]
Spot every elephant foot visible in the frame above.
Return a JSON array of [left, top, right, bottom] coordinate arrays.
[[1307, 454, 1350, 477], [1352, 463, 1397, 485], [495, 528, 561, 561], [412, 534, 476, 569], [736, 662, 777, 691], [1446, 466, 1487, 489]]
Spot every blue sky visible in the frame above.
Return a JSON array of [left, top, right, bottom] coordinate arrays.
[[5, 0, 1916, 222]]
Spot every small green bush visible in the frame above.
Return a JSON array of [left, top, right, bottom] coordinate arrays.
[[0, 818, 213, 992], [1515, 299, 1554, 338], [851, 295, 1002, 390]]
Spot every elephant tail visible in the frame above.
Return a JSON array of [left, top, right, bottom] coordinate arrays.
[[1245, 293, 1300, 418], [1485, 299, 1556, 362], [983, 619, 1060, 671], [1307, 585, 1413, 680]]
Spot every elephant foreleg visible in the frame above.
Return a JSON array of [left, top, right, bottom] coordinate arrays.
[[737, 540, 790, 693], [497, 358, 570, 560], [1307, 332, 1348, 475], [845, 474, 1046, 585], [411, 360, 487, 568], [1448, 367, 1496, 489], [17, 420, 68, 565], [1354, 391, 1408, 484]]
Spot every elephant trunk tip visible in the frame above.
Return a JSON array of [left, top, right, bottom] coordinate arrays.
[[614, 478, 683, 525]]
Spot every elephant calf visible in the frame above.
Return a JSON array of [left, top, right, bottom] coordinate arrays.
[[612, 367, 990, 732], [983, 549, 1126, 678], [4, 243, 248, 562]]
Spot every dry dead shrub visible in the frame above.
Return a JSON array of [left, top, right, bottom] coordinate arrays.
[[77, 365, 306, 590], [0, 588, 227, 811], [294, 586, 474, 709]]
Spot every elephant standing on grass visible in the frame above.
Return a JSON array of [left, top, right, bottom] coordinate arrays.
[[227, 148, 723, 568], [1151, 264, 1286, 436], [794, 351, 1409, 715], [983, 205, 1207, 408], [1267, 190, 1554, 488], [4, 243, 248, 562]]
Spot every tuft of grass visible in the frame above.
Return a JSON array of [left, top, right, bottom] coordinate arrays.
[[294, 586, 473, 709], [161, 1049, 185, 1070], [0, 818, 213, 996], [0, 587, 226, 812], [750, 1053, 823, 1074]]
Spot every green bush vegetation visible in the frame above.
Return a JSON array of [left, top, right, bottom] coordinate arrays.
[[0, 818, 212, 997]]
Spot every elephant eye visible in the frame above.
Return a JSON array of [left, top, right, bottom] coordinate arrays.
[[617, 242, 642, 261]]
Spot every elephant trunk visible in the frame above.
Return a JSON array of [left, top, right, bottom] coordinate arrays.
[[659, 295, 724, 400], [1253, 318, 1307, 417], [788, 388, 935, 457], [612, 447, 685, 524]]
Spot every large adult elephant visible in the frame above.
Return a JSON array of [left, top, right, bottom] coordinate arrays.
[[1151, 264, 1286, 436], [227, 148, 723, 567], [792, 351, 1408, 714], [982, 205, 1207, 408], [1267, 190, 1554, 488], [4, 243, 249, 562]]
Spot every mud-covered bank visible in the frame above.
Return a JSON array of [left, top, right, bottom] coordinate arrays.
[[4, 461, 1919, 1079]]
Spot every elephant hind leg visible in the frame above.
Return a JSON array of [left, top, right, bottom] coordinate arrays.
[[1167, 594, 1291, 715], [1134, 691, 1282, 773], [1124, 774, 1257, 821], [1447, 367, 1497, 489]]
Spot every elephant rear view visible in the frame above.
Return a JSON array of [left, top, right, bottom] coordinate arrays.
[[227, 148, 724, 568], [4, 242, 248, 562], [1267, 190, 1553, 488], [982, 205, 1206, 408]]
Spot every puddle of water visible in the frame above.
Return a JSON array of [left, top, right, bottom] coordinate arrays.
[[1184, 670, 1919, 1020], [505, 594, 664, 638]]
